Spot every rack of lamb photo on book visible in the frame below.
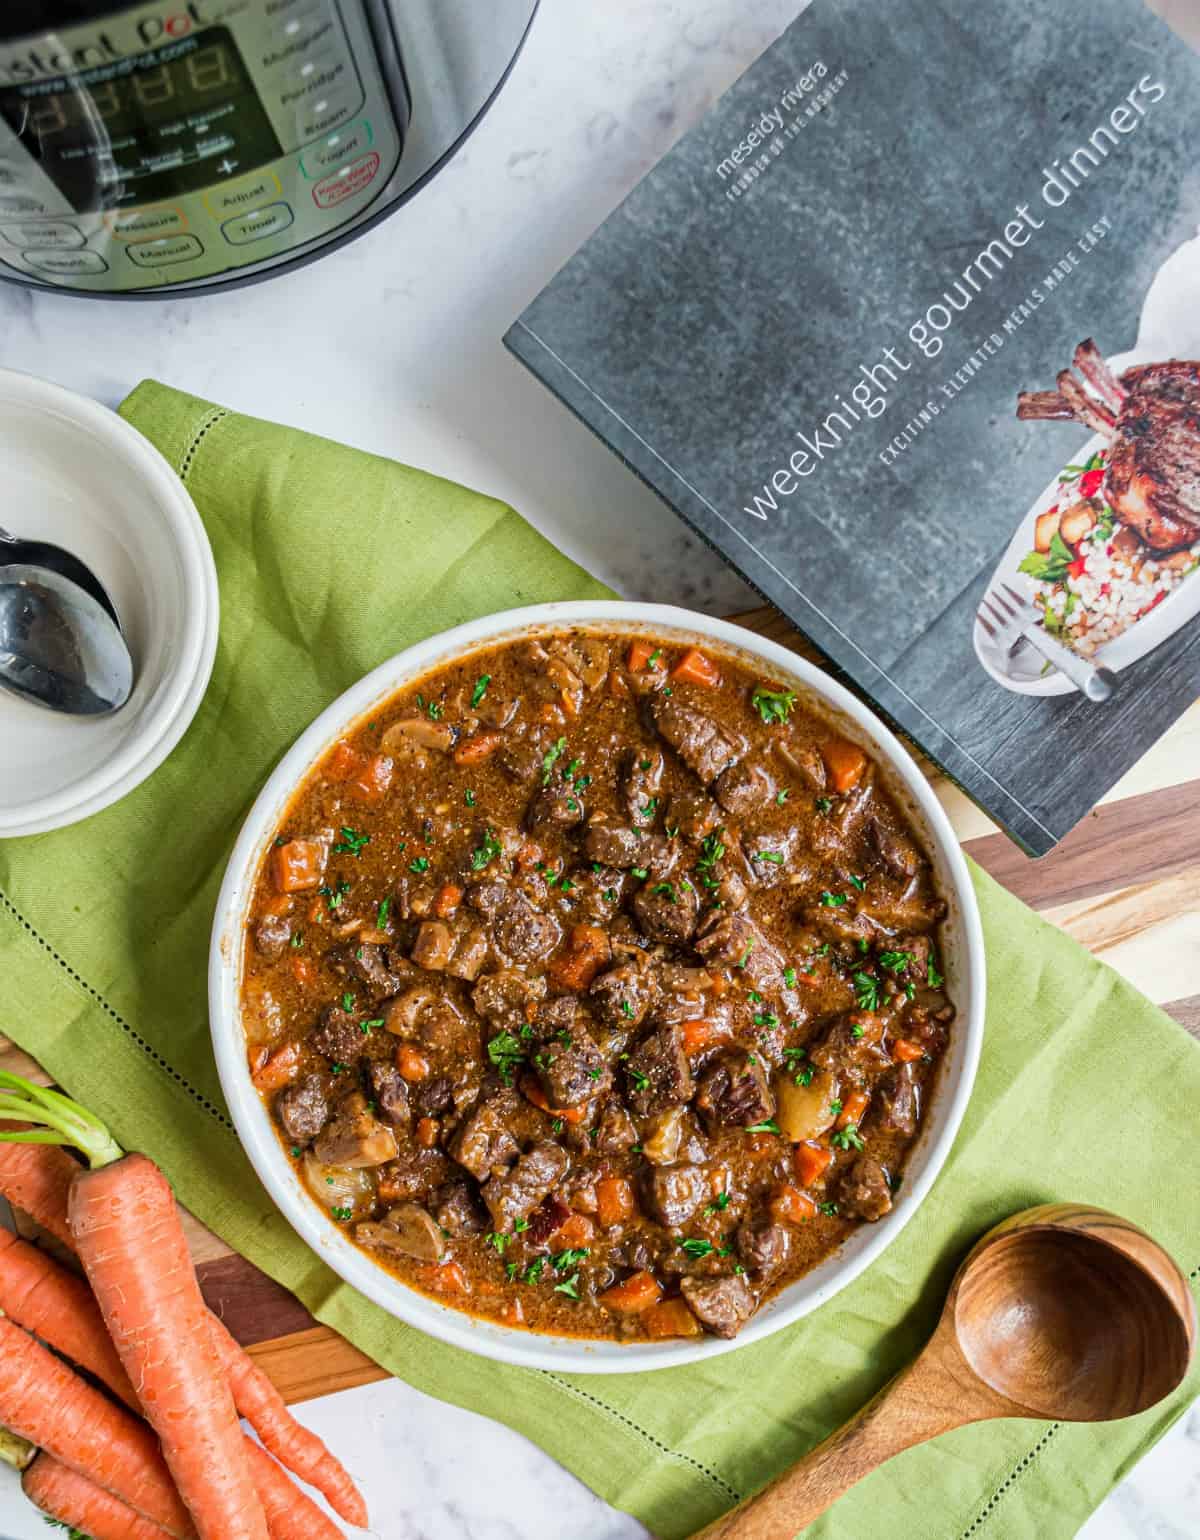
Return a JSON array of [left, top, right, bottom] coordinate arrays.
[[505, 0, 1200, 854]]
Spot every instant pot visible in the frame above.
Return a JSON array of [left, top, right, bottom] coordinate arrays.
[[0, 0, 538, 296]]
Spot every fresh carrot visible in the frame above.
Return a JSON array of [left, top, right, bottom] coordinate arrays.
[[0, 1228, 138, 1410], [23, 1453, 173, 1540], [837, 1089, 869, 1129], [670, 648, 721, 688], [793, 1141, 834, 1188], [597, 1270, 661, 1314], [431, 882, 463, 919], [453, 730, 503, 765], [891, 1037, 924, 1063], [242, 1436, 345, 1540], [642, 1297, 703, 1338], [820, 737, 868, 794], [594, 1176, 636, 1228], [0, 1075, 267, 1540], [208, 1317, 368, 1530], [0, 1317, 194, 1537], [0, 1132, 367, 1528], [547, 924, 611, 992]]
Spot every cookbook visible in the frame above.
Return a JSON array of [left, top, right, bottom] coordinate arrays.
[[505, 0, 1200, 854]]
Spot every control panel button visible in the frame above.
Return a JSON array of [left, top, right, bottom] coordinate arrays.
[[126, 234, 204, 268], [300, 120, 373, 179], [2, 222, 84, 249], [23, 249, 108, 276], [106, 206, 187, 240], [203, 171, 283, 221], [221, 202, 294, 245], [312, 152, 380, 210]]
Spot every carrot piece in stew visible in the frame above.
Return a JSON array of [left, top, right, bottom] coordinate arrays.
[[269, 839, 327, 894], [324, 741, 360, 780], [891, 1037, 924, 1063], [432, 883, 463, 919], [519, 1073, 588, 1124], [821, 737, 868, 793], [251, 1040, 303, 1095], [396, 1045, 431, 1082], [454, 730, 504, 766], [598, 1270, 662, 1314], [420, 1261, 470, 1295], [595, 1176, 636, 1228], [680, 1018, 729, 1055], [550, 1213, 596, 1251], [642, 1297, 703, 1339], [770, 1184, 819, 1225], [349, 753, 393, 801], [548, 924, 612, 992], [837, 1089, 869, 1129], [793, 1141, 834, 1188], [626, 639, 658, 671], [670, 648, 722, 688]]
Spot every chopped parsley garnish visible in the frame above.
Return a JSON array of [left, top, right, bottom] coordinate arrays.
[[850, 1023, 865, 1040], [751, 849, 784, 865], [541, 736, 567, 784], [704, 1191, 731, 1216], [753, 1011, 779, 1028], [551, 1118, 564, 1134], [427, 700, 443, 721], [639, 798, 658, 820], [564, 757, 582, 782], [818, 891, 847, 907], [523, 1258, 545, 1285], [927, 955, 945, 989], [321, 879, 351, 911], [486, 1030, 525, 1085], [649, 881, 676, 902], [602, 887, 618, 902], [783, 966, 797, 987], [471, 674, 491, 708], [408, 856, 430, 874], [361, 1019, 383, 1032], [330, 1206, 353, 1221], [853, 972, 880, 1012], [554, 1275, 581, 1299], [848, 873, 866, 891], [505, 1260, 519, 1282], [470, 827, 502, 871], [639, 758, 652, 770], [735, 940, 755, 968], [828, 1098, 843, 1118], [332, 826, 369, 857], [782, 1046, 807, 1066], [745, 1119, 780, 1134], [646, 648, 663, 669], [290, 932, 305, 949], [750, 685, 797, 725], [376, 897, 390, 929], [776, 789, 789, 805], [486, 1232, 509, 1255], [628, 1068, 650, 1092], [620, 999, 634, 1019], [878, 950, 915, 974], [678, 1238, 716, 1258], [341, 992, 355, 1012], [747, 990, 762, 1002], [831, 1123, 865, 1151], [818, 1201, 839, 1217], [815, 796, 833, 814], [797, 1066, 815, 1086], [552, 1248, 590, 1273], [631, 866, 648, 880], [464, 789, 476, 807]]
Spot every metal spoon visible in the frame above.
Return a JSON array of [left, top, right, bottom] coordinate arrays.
[[0, 565, 133, 715], [0, 525, 121, 628]]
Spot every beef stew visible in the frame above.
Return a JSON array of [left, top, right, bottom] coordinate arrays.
[[241, 630, 954, 1342]]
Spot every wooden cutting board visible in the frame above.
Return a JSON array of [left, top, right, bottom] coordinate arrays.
[[2, 605, 1198, 1406]]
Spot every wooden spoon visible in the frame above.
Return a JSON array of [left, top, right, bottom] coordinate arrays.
[[693, 1204, 1196, 1539]]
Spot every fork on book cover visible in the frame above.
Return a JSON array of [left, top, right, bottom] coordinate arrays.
[[978, 584, 1117, 702]]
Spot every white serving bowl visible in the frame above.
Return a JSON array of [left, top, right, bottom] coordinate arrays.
[[0, 369, 218, 838], [210, 602, 985, 1374]]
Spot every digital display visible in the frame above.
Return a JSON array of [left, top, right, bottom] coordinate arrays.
[[0, 29, 282, 212]]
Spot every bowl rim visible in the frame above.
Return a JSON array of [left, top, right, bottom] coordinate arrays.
[[209, 600, 985, 1374], [0, 367, 219, 836]]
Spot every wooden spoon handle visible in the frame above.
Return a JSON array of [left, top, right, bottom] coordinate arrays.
[[691, 1343, 988, 1538]]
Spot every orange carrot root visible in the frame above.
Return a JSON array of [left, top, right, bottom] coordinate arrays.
[[0, 1129, 77, 1249], [0, 1318, 194, 1538], [243, 1436, 346, 1540], [24, 1452, 173, 1540], [210, 1316, 368, 1528], [0, 1228, 139, 1411], [70, 1154, 268, 1540]]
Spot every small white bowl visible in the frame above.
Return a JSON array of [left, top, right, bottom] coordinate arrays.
[[210, 602, 985, 1374], [0, 370, 219, 838]]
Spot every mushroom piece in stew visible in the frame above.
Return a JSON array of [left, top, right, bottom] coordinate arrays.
[[242, 632, 954, 1342]]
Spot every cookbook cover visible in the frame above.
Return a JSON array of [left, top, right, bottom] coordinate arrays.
[[505, 0, 1200, 854]]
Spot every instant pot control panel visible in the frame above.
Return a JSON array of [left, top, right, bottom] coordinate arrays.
[[0, 0, 408, 292]]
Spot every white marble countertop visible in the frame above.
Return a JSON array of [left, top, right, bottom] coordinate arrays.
[[0, 1, 1195, 1535]]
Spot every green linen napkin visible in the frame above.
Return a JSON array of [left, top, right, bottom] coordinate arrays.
[[1, 381, 1197, 1540]]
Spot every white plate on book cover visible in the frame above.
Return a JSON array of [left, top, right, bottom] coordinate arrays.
[[973, 352, 1200, 697], [0, 370, 219, 837]]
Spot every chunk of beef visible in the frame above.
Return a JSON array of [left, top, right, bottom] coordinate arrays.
[[631, 877, 701, 944], [378, 1148, 450, 1203], [642, 1163, 707, 1228], [681, 1273, 756, 1338], [254, 915, 292, 959], [737, 1219, 791, 1281], [650, 697, 743, 785], [526, 777, 585, 832], [433, 1180, 487, 1237], [498, 737, 543, 783], [695, 1052, 775, 1130], [715, 867, 748, 910], [571, 864, 628, 924], [472, 969, 546, 1034], [652, 964, 715, 1026], [275, 1074, 328, 1145], [665, 788, 719, 840], [714, 759, 773, 817], [313, 1093, 398, 1168], [495, 891, 562, 964], [868, 812, 924, 879], [415, 1074, 455, 1116], [623, 747, 664, 826], [879, 934, 932, 983], [328, 941, 403, 998], [693, 911, 785, 991], [465, 879, 508, 918], [873, 1062, 919, 1136], [584, 825, 650, 869], [481, 1141, 570, 1232], [860, 884, 948, 935], [531, 994, 579, 1038], [444, 926, 489, 982], [534, 1025, 611, 1109], [810, 1012, 890, 1086], [309, 1005, 369, 1066], [411, 922, 453, 972], [448, 1089, 521, 1181], [623, 1025, 694, 1116], [838, 1156, 893, 1221], [593, 1099, 638, 1154], [366, 1061, 411, 1128], [776, 739, 827, 793], [743, 831, 795, 887]]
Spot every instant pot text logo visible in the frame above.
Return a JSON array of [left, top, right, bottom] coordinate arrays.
[[0, 3, 210, 84]]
